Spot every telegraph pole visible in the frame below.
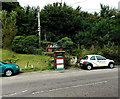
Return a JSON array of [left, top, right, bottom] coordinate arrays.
[[61, 0, 62, 3], [37, 6, 41, 48]]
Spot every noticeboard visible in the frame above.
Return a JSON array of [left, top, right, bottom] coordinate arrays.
[[54, 51, 65, 70]]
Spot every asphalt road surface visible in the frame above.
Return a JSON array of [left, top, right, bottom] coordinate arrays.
[[1, 67, 119, 98]]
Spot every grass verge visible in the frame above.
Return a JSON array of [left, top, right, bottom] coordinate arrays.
[[1, 49, 53, 72]]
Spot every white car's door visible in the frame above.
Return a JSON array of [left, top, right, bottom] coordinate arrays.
[[96, 56, 107, 66], [89, 56, 99, 67]]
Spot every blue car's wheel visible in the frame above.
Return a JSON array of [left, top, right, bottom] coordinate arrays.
[[5, 69, 13, 77]]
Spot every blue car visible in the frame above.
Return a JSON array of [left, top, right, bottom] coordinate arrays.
[[0, 62, 20, 76]]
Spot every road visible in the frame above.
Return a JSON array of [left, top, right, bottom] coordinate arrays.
[[1, 67, 119, 98]]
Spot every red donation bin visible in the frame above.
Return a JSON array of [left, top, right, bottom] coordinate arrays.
[[54, 51, 66, 70]]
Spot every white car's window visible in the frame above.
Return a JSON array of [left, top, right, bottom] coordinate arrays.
[[82, 56, 88, 60], [96, 56, 106, 60], [90, 56, 96, 60]]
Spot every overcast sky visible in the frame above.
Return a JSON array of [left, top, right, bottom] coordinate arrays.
[[17, 0, 120, 13]]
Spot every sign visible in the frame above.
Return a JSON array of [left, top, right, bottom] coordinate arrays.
[[54, 51, 65, 70], [56, 64, 64, 69], [56, 59, 64, 64]]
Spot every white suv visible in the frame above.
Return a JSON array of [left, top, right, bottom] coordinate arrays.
[[80, 55, 114, 70]]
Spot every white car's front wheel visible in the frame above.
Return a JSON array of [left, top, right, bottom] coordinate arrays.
[[109, 63, 114, 68]]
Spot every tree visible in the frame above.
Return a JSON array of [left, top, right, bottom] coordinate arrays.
[[15, 6, 38, 36], [2, 2, 21, 12], [109, 11, 120, 45], [2, 11, 17, 49], [100, 4, 117, 18], [74, 31, 93, 48], [40, 2, 81, 41]]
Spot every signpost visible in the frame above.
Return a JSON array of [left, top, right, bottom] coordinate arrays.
[[54, 51, 66, 70]]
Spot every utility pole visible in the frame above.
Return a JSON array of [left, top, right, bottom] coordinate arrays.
[[37, 6, 41, 48], [61, 0, 62, 3]]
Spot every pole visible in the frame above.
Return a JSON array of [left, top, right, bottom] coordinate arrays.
[[60, 0, 62, 4], [37, 6, 41, 48]]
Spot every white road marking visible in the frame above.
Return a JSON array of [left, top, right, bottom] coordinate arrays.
[[22, 90, 28, 93], [3, 90, 28, 97], [32, 81, 107, 95]]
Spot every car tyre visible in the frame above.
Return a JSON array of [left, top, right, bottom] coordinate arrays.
[[5, 69, 13, 77], [86, 65, 92, 70], [108, 63, 114, 68]]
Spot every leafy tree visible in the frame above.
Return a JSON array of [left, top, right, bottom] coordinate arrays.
[[2, 2, 21, 12], [91, 12, 120, 47], [2, 2, 120, 53], [40, 2, 81, 41], [100, 4, 117, 18], [15, 6, 38, 36], [109, 12, 120, 45], [2, 10, 17, 49]]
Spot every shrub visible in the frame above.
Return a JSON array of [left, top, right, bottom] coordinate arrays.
[[71, 49, 81, 56], [12, 35, 39, 54], [57, 37, 74, 54], [77, 45, 120, 64], [65, 56, 71, 69], [100, 45, 120, 63], [41, 40, 52, 49]]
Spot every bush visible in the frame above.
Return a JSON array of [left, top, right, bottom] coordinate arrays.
[[41, 40, 52, 49], [65, 56, 71, 69], [71, 49, 81, 56], [12, 35, 39, 54], [58, 37, 74, 54], [100, 45, 120, 63], [77, 45, 120, 64]]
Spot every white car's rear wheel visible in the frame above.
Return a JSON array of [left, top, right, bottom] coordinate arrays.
[[86, 65, 92, 70]]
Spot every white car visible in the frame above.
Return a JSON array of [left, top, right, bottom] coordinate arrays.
[[80, 55, 114, 70]]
